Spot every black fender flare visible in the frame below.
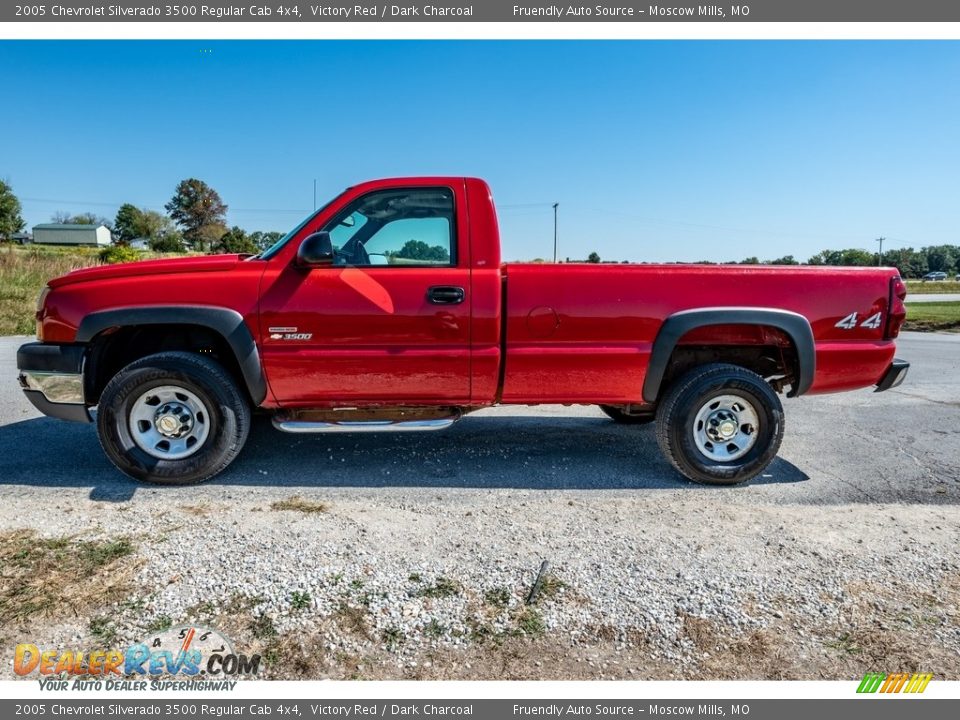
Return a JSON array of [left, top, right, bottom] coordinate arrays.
[[641, 307, 816, 403], [76, 306, 267, 405]]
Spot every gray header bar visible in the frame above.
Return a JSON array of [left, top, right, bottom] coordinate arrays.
[[5, 1, 960, 23]]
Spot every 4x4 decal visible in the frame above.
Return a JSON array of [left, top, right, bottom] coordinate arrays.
[[836, 311, 883, 330]]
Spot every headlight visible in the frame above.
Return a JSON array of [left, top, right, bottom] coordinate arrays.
[[35, 286, 50, 341]]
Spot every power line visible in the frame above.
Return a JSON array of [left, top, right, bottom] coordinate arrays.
[[19, 196, 308, 215]]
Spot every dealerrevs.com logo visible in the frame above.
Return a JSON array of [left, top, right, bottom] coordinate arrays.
[[14, 625, 260, 690]]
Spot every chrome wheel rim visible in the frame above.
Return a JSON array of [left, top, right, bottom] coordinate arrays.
[[128, 385, 211, 460], [692, 393, 759, 462]]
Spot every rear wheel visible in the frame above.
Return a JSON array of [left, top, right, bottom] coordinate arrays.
[[654, 363, 783, 486], [599, 404, 655, 425], [96, 351, 251, 485]]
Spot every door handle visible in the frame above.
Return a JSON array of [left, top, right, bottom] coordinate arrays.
[[427, 286, 465, 305]]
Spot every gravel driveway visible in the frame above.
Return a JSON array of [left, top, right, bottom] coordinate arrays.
[[1, 332, 957, 680]]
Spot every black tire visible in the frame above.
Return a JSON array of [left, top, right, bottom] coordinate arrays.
[[599, 405, 655, 425], [654, 363, 784, 486], [96, 351, 251, 485]]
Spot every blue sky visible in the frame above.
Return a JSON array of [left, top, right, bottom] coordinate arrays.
[[1, 41, 958, 262]]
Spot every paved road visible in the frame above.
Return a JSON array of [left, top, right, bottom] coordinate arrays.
[[906, 292, 960, 303], [1, 332, 956, 503]]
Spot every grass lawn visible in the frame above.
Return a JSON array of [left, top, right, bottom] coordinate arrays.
[[903, 301, 960, 332], [0, 244, 187, 336], [0, 245, 102, 335], [904, 279, 960, 295]]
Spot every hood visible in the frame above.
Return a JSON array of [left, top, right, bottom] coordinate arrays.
[[47, 254, 250, 289]]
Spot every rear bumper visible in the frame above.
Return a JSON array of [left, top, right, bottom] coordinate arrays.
[[16, 342, 92, 423], [875, 358, 909, 393]]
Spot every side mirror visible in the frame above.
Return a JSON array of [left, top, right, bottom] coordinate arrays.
[[296, 232, 334, 267]]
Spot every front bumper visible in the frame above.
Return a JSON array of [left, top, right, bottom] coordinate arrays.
[[17, 342, 92, 423], [875, 358, 910, 393]]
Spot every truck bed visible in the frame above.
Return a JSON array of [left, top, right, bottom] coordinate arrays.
[[499, 263, 898, 404]]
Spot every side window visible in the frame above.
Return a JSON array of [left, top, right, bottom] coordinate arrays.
[[321, 188, 455, 267], [327, 210, 368, 251]]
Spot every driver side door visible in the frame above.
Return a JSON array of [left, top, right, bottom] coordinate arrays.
[[258, 184, 471, 406]]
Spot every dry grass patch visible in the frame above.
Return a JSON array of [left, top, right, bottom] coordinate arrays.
[[270, 496, 330, 514], [0, 530, 136, 626], [415, 576, 460, 599], [537, 574, 567, 600], [0, 244, 192, 336], [178, 504, 212, 517], [0, 245, 100, 335], [334, 603, 372, 639]]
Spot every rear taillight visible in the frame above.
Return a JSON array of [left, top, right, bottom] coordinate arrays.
[[885, 275, 907, 339]]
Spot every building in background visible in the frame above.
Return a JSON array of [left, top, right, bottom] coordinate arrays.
[[32, 223, 112, 247]]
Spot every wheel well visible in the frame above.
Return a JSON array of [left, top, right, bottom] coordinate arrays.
[[661, 324, 800, 397], [85, 324, 249, 405]]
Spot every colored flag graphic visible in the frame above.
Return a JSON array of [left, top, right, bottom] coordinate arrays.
[[857, 672, 933, 694]]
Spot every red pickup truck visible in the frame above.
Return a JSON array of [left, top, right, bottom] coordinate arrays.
[[17, 177, 909, 486]]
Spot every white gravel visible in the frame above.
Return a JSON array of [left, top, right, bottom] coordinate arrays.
[[3, 491, 958, 677]]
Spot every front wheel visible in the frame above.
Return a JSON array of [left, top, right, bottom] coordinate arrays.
[[97, 352, 251, 485], [654, 363, 784, 486]]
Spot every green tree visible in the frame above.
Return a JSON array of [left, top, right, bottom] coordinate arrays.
[[807, 248, 874, 266], [113, 203, 142, 245], [740, 256, 760, 265], [149, 230, 185, 253], [115, 205, 181, 249], [0, 180, 25, 240], [881, 247, 927, 279], [165, 178, 228, 252], [249, 230, 284, 251], [587, 251, 601, 263], [216, 226, 258, 255], [391, 239, 450, 263], [924, 245, 956, 274], [767, 255, 799, 265]]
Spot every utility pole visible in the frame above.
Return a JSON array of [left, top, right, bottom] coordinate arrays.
[[313, 179, 317, 211], [552, 203, 559, 263], [876, 236, 885, 266]]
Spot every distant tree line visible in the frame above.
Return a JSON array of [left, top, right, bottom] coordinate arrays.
[[696, 246, 959, 278], [530, 246, 960, 277], [0, 177, 284, 255]]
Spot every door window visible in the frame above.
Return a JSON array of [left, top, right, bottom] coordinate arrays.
[[322, 188, 455, 267]]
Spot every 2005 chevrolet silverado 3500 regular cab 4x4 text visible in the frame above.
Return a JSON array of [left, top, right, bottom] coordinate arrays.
[[17, 177, 910, 486]]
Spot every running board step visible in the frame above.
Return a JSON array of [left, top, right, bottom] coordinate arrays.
[[272, 409, 461, 434]]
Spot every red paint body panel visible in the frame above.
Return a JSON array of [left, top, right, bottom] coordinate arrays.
[[35, 177, 904, 410], [40, 260, 265, 349], [500, 263, 897, 403]]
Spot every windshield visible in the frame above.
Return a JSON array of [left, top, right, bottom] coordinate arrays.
[[255, 191, 343, 260], [255, 214, 313, 260]]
